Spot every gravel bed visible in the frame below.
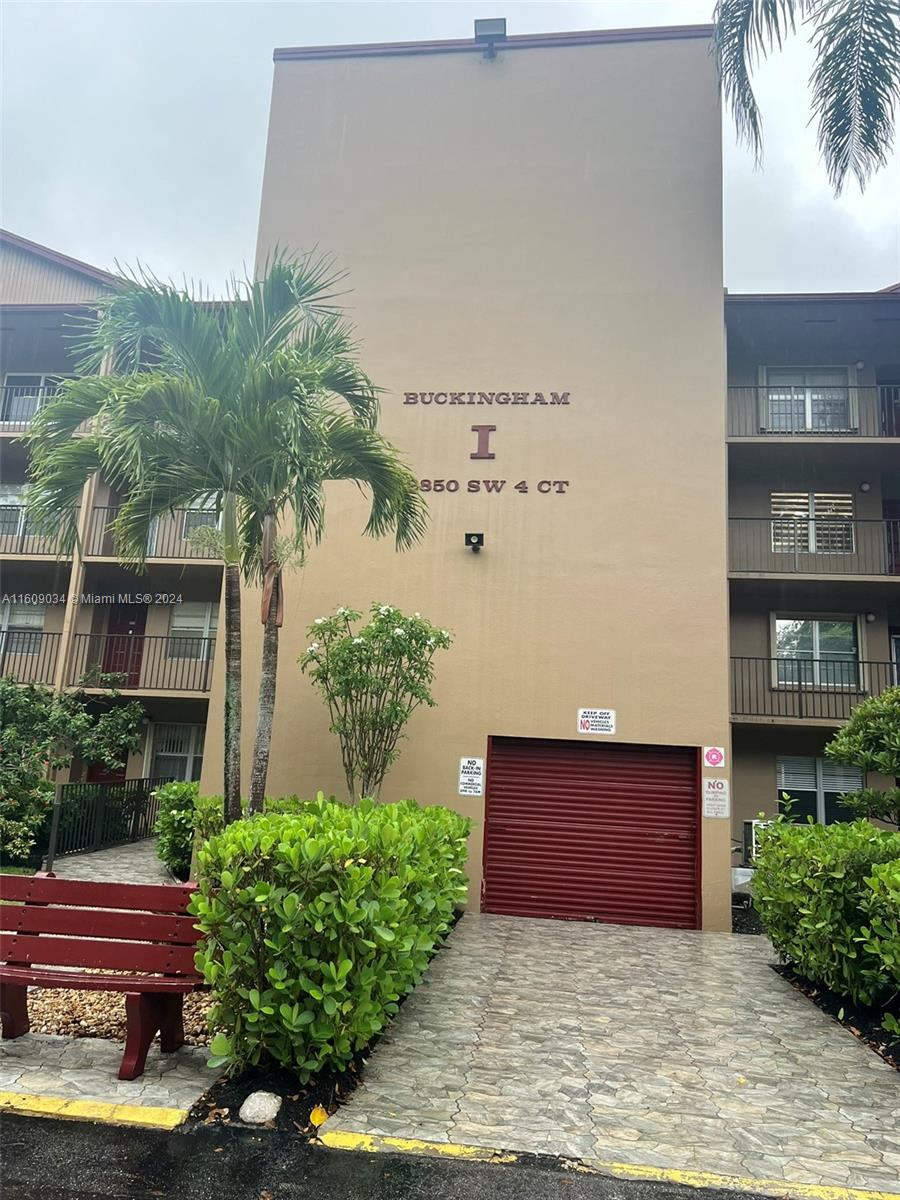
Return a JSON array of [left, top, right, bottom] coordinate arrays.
[[27, 987, 213, 1045]]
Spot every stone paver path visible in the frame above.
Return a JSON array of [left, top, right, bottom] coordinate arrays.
[[0, 1033, 216, 1112], [329, 914, 900, 1191], [53, 837, 172, 885]]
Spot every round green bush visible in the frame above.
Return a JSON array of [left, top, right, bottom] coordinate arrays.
[[190, 795, 471, 1079], [753, 818, 900, 1006]]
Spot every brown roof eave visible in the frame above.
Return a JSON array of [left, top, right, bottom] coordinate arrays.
[[0, 230, 121, 289]]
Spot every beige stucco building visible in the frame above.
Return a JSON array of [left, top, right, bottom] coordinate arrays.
[[2, 22, 897, 930]]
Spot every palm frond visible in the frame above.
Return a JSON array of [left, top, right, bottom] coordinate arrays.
[[318, 415, 428, 550], [810, 0, 900, 191], [713, 0, 805, 160]]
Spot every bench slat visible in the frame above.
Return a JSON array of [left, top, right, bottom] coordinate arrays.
[[0, 905, 200, 945], [0, 965, 200, 993], [1, 932, 198, 975], [0, 875, 194, 914]]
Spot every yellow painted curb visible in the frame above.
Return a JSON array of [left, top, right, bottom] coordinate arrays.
[[0, 1090, 187, 1130], [319, 1128, 900, 1200]]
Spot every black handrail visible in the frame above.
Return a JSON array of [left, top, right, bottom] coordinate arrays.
[[45, 776, 174, 870], [727, 385, 900, 438], [729, 518, 900, 576], [86, 506, 221, 560], [0, 631, 61, 684], [731, 657, 898, 722], [68, 633, 216, 692]]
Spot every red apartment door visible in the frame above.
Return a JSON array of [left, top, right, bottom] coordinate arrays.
[[102, 604, 147, 686], [85, 757, 128, 784]]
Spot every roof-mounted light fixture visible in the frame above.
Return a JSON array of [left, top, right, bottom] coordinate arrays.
[[474, 17, 507, 59]]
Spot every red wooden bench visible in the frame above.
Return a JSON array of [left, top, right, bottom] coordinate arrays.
[[0, 874, 204, 1080]]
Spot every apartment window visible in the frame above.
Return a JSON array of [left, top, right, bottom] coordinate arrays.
[[770, 492, 854, 555], [0, 601, 45, 657], [764, 368, 852, 433], [777, 756, 863, 825], [150, 723, 206, 782], [167, 601, 218, 659], [0, 484, 27, 538], [180, 501, 218, 543], [1, 373, 69, 423], [774, 616, 860, 687]]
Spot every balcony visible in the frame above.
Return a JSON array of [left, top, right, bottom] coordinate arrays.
[[0, 384, 59, 434], [729, 518, 900, 577], [86, 506, 222, 561], [0, 506, 71, 556], [0, 631, 61, 684], [727, 385, 900, 439], [731, 656, 897, 723], [68, 633, 216, 692]]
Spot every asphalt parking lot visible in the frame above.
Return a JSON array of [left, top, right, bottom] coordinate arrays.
[[2, 1115, 777, 1200]]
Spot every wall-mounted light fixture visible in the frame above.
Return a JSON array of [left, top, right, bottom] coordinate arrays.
[[859, 481, 871, 493], [474, 17, 507, 59], [855, 360, 865, 371], [865, 612, 877, 623], [465, 532, 485, 553]]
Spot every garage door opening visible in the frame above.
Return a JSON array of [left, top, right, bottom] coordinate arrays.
[[483, 737, 699, 928]]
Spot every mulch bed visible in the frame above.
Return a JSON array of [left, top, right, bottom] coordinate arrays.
[[731, 902, 763, 935], [187, 1054, 368, 1136], [774, 964, 900, 1071]]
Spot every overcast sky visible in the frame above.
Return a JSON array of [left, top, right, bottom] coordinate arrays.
[[2, 0, 898, 294]]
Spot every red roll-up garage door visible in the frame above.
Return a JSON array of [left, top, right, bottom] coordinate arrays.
[[483, 737, 699, 928]]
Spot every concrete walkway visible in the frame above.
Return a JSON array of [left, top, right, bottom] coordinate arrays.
[[52, 837, 173, 885], [327, 914, 900, 1191]]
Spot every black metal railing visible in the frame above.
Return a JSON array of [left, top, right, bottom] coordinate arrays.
[[86, 505, 221, 560], [0, 506, 71, 556], [727, 385, 900, 438], [0, 385, 59, 432], [0, 631, 61, 684], [44, 776, 173, 869], [731, 657, 898, 722], [729, 518, 900, 576], [68, 633, 216, 691]]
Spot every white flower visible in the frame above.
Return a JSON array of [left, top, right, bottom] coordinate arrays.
[[352, 637, 364, 644], [314, 617, 325, 625], [427, 637, 435, 646], [307, 642, 320, 653], [414, 612, 421, 618], [336, 606, 348, 616], [393, 627, 405, 636], [378, 605, 391, 615]]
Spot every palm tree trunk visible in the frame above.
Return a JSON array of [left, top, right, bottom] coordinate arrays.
[[248, 575, 279, 814], [222, 493, 242, 826]]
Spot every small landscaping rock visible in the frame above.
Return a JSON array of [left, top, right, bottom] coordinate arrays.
[[238, 1090, 282, 1124]]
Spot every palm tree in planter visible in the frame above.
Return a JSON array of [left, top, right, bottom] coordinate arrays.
[[26, 258, 426, 825]]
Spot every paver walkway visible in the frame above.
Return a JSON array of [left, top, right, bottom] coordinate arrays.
[[0, 1033, 216, 1113], [52, 837, 172, 885], [328, 914, 900, 1191]]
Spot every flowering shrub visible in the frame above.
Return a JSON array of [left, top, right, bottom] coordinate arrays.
[[299, 605, 452, 799], [191, 795, 471, 1078]]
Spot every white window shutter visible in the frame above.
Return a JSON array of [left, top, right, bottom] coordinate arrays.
[[776, 757, 817, 791]]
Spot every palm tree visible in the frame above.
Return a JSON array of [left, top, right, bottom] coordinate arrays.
[[714, 0, 900, 192], [25, 257, 427, 826]]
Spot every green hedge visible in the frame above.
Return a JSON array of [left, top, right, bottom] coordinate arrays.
[[190, 796, 471, 1079], [153, 784, 308, 879], [153, 781, 200, 879], [753, 818, 900, 1006]]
